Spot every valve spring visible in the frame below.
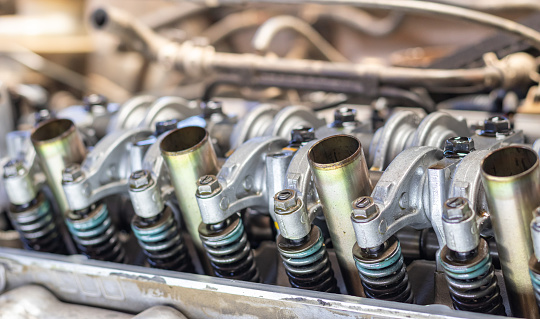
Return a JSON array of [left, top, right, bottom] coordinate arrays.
[[132, 208, 194, 272], [353, 236, 413, 303], [8, 193, 66, 254], [441, 241, 505, 315], [277, 226, 339, 293], [199, 213, 260, 282], [66, 203, 125, 263]]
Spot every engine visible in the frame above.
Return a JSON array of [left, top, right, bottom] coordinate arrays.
[[2, 1, 540, 318]]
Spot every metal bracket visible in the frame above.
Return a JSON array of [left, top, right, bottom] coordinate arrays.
[[63, 128, 153, 211], [197, 136, 288, 224]]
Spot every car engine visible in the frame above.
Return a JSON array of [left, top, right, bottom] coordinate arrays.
[[2, 0, 540, 318]]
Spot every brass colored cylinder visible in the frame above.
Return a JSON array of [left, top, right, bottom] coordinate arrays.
[[31, 119, 86, 215], [308, 134, 372, 296], [160, 126, 219, 271], [481, 146, 540, 319]]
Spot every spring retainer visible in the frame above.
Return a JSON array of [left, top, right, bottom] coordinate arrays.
[[9, 192, 65, 254], [66, 203, 125, 263], [278, 225, 339, 293], [440, 239, 505, 315], [132, 208, 193, 272], [353, 236, 413, 303], [199, 213, 259, 282]]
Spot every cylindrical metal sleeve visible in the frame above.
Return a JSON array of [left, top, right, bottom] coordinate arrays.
[[308, 134, 372, 296], [481, 146, 540, 319], [31, 119, 86, 215], [160, 126, 219, 273]]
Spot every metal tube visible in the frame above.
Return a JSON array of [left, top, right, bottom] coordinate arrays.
[[31, 119, 86, 215], [308, 134, 372, 296], [481, 146, 540, 319], [160, 126, 219, 272]]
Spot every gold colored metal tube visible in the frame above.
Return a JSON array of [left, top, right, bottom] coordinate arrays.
[[308, 135, 372, 296], [481, 146, 540, 319], [160, 126, 219, 272], [31, 119, 86, 215]]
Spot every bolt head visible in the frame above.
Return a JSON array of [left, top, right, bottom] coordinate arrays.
[[197, 175, 220, 195], [352, 196, 378, 220], [3, 160, 25, 178], [482, 116, 511, 136], [84, 94, 108, 108], [34, 109, 54, 125], [155, 119, 179, 136], [201, 100, 223, 118], [62, 164, 83, 183], [290, 126, 315, 144], [274, 189, 298, 211], [443, 137, 475, 158], [334, 107, 356, 123], [129, 170, 152, 189], [443, 197, 472, 222]]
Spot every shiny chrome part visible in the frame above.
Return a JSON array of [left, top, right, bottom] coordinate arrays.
[[481, 146, 540, 318], [161, 126, 219, 267], [31, 119, 86, 214], [308, 134, 372, 296]]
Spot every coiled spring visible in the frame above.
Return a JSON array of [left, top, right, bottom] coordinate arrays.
[[353, 236, 413, 303], [132, 208, 193, 272], [440, 240, 505, 315], [199, 213, 259, 282], [278, 225, 339, 293], [66, 203, 125, 263], [8, 193, 65, 254]]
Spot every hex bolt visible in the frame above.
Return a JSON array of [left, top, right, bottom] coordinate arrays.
[[202, 100, 223, 118], [481, 116, 511, 136], [155, 119, 179, 136], [197, 175, 220, 195], [290, 126, 315, 144], [443, 197, 472, 223], [334, 107, 356, 123], [3, 160, 25, 178], [84, 94, 108, 110], [443, 136, 475, 158], [274, 189, 298, 212], [34, 109, 54, 125], [129, 170, 152, 190], [351, 196, 379, 220], [62, 164, 83, 183]]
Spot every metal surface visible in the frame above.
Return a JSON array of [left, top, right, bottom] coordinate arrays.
[[196, 136, 288, 224], [0, 248, 503, 319], [308, 134, 372, 296], [62, 128, 153, 211], [481, 146, 540, 318], [161, 126, 219, 269], [31, 119, 86, 215]]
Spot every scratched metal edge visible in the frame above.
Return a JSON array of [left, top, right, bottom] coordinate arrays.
[[0, 247, 511, 319]]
